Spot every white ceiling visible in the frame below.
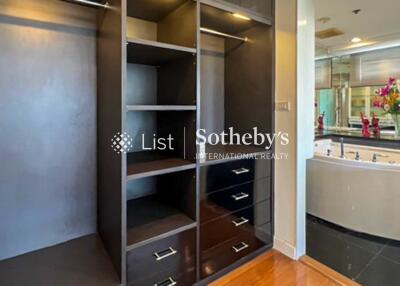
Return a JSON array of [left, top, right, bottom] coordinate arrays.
[[315, 0, 400, 56]]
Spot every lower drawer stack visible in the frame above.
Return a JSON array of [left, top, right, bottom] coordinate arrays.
[[127, 228, 196, 286], [125, 158, 273, 285], [199, 158, 273, 279]]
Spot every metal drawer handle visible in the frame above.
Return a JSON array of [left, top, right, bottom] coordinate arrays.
[[231, 192, 249, 201], [232, 217, 249, 227], [154, 277, 177, 286], [153, 247, 177, 261], [232, 242, 249, 253], [232, 168, 250, 175]]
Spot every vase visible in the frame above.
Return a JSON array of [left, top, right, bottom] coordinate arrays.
[[392, 113, 400, 137]]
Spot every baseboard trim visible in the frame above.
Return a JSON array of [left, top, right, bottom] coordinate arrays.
[[300, 255, 361, 286], [273, 237, 296, 259]]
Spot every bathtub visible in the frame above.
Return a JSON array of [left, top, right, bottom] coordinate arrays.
[[307, 139, 400, 240]]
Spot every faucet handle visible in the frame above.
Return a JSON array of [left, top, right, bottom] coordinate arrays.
[[355, 152, 360, 161], [372, 153, 378, 163]]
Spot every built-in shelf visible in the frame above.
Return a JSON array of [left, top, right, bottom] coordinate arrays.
[[126, 105, 196, 111], [127, 38, 196, 66], [127, 151, 195, 180], [126, 195, 196, 250], [200, 0, 272, 26], [127, 0, 187, 22]]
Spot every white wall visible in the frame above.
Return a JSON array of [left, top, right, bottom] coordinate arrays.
[[274, 0, 315, 259]]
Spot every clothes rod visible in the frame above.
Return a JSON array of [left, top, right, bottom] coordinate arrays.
[[200, 27, 248, 42], [61, 0, 108, 8]]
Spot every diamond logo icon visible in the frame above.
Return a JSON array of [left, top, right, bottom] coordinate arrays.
[[111, 132, 133, 154]]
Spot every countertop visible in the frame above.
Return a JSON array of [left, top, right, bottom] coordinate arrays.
[[315, 129, 400, 142]]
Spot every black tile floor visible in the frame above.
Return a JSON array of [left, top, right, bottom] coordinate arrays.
[[307, 214, 400, 286]]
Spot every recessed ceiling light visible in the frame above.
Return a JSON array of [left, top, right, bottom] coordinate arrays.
[[351, 37, 362, 43], [232, 13, 251, 21]]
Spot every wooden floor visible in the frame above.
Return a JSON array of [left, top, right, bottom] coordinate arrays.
[[211, 250, 341, 286]]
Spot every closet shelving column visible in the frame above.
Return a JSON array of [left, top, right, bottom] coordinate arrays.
[[124, 0, 198, 285]]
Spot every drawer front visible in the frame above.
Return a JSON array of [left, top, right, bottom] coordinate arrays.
[[200, 177, 271, 224], [201, 200, 271, 251], [200, 229, 270, 279], [127, 228, 196, 286], [201, 158, 270, 193], [129, 270, 196, 286]]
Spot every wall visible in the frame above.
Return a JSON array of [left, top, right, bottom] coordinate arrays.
[[274, 0, 314, 258], [274, 0, 298, 258], [0, 0, 97, 260]]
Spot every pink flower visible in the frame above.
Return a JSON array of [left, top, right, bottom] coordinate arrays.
[[389, 77, 396, 85], [373, 98, 381, 108], [379, 85, 390, 96]]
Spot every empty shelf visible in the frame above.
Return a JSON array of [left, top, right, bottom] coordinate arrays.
[[127, 151, 195, 180], [127, 105, 196, 111], [0, 235, 119, 286], [127, 38, 196, 66], [126, 195, 196, 250]]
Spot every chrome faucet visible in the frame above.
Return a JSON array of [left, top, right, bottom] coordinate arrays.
[[372, 153, 378, 163], [355, 152, 360, 161], [340, 138, 345, 158], [327, 149, 332, 156]]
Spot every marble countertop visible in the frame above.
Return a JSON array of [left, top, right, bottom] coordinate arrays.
[[315, 129, 400, 142]]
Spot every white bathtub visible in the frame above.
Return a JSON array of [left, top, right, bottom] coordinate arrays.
[[307, 139, 400, 240]]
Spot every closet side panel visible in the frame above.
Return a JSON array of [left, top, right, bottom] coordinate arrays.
[[0, 0, 97, 260], [97, 0, 125, 280]]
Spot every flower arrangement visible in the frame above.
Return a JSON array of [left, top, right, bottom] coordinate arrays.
[[374, 77, 400, 136], [374, 77, 400, 113]]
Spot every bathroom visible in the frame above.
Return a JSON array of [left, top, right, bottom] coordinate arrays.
[[308, 1, 400, 285]]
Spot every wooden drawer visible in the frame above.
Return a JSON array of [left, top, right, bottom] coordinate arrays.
[[200, 158, 270, 193], [200, 230, 269, 279], [201, 200, 271, 251], [200, 177, 271, 224], [127, 228, 196, 286]]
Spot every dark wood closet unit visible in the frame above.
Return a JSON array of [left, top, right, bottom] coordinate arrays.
[[0, 0, 274, 285]]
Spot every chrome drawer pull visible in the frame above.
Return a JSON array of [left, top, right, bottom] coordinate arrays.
[[153, 247, 177, 261], [154, 277, 177, 286], [232, 242, 249, 253], [231, 192, 249, 201], [232, 168, 250, 175], [232, 217, 249, 227]]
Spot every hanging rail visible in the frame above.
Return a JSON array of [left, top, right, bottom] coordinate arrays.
[[61, 0, 108, 8], [200, 27, 248, 42]]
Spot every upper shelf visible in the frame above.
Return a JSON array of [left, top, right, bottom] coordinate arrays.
[[127, 105, 197, 111], [201, 2, 268, 37], [200, 0, 272, 26], [127, 38, 196, 66], [127, 0, 187, 22]]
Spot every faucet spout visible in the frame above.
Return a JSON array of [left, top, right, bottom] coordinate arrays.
[[340, 137, 345, 158]]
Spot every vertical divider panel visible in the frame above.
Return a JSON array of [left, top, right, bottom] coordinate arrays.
[[195, 0, 201, 282], [97, 0, 126, 283]]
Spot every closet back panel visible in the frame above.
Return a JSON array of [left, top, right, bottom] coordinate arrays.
[[225, 24, 273, 135], [0, 0, 97, 260]]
